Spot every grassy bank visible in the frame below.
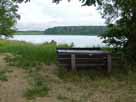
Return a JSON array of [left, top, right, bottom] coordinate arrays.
[[0, 40, 72, 67], [0, 40, 135, 102], [0, 40, 72, 99]]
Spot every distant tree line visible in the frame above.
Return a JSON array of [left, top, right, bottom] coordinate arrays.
[[44, 26, 106, 35]]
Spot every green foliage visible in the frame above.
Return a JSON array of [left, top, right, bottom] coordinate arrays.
[[0, 41, 56, 68], [44, 26, 106, 35], [24, 71, 49, 99], [0, 40, 72, 69], [98, 0, 136, 61], [53, 0, 102, 6], [0, 71, 8, 81], [100, 24, 128, 48], [0, 0, 20, 37], [12, 0, 30, 3]]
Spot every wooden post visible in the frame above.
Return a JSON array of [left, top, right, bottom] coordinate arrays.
[[107, 54, 112, 73], [71, 54, 76, 71]]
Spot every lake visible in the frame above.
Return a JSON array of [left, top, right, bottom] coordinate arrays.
[[8, 35, 106, 47]]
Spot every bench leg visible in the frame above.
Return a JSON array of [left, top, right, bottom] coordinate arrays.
[[71, 54, 76, 71], [107, 54, 112, 73]]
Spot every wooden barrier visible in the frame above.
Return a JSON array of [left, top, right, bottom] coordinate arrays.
[[56, 48, 112, 73]]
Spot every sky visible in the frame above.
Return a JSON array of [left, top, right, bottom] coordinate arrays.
[[16, 0, 106, 31]]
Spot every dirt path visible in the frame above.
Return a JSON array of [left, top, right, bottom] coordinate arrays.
[[0, 55, 28, 102]]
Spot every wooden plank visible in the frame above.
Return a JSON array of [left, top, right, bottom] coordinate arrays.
[[71, 54, 76, 71], [57, 58, 71, 60], [57, 57, 106, 60], [107, 54, 112, 73], [59, 63, 105, 67], [76, 63, 105, 67], [76, 54, 107, 58], [75, 58, 107, 60], [57, 48, 101, 50]]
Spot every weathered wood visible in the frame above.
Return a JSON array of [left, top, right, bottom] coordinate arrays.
[[76, 63, 105, 67], [56, 48, 112, 73], [71, 54, 76, 71], [107, 54, 112, 73], [57, 58, 71, 60], [59, 63, 105, 67], [57, 57, 107, 61], [57, 48, 101, 51]]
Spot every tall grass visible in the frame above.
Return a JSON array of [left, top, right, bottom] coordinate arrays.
[[0, 40, 72, 69], [0, 40, 72, 99]]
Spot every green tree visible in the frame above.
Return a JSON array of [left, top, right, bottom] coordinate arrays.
[[0, 0, 20, 37], [97, 0, 136, 61], [13, 0, 30, 3]]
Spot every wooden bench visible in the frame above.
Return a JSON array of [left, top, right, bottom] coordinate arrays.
[[56, 48, 112, 73]]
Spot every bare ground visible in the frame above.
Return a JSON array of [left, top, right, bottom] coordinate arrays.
[[37, 64, 134, 102], [0, 55, 28, 102], [0, 54, 135, 102]]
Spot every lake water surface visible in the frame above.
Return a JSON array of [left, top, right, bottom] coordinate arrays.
[[8, 35, 106, 47]]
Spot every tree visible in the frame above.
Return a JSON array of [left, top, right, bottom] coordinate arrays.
[[97, 0, 136, 61], [0, 0, 20, 37], [13, 0, 30, 3]]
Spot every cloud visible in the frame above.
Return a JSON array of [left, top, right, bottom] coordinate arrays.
[[16, 0, 105, 31]]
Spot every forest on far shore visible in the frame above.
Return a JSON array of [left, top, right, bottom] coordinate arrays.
[[16, 26, 106, 35], [44, 26, 107, 35]]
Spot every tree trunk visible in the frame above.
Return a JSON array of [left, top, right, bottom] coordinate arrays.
[[127, 33, 136, 62]]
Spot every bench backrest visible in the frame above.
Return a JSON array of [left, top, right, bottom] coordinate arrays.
[[56, 48, 109, 69]]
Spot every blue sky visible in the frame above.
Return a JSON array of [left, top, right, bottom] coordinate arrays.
[[16, 0, 105, 31]]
